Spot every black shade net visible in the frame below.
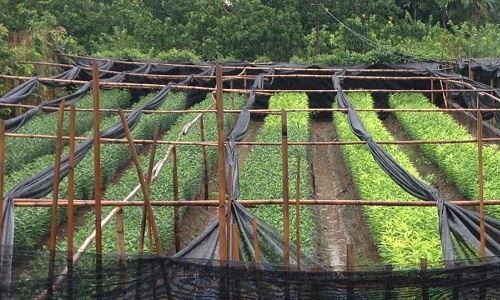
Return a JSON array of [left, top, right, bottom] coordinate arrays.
[[0, 66, 216, 293]]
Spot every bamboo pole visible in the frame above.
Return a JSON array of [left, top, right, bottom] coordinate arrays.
[[252, 218, 260, 264], [118, 110, 164, 255], [116, 208, 125, 262], [216, 64, 228, 261], [5, 131, 500, 146], [92, 64, 103, 257], [13, 198, 500, 207], [3, 101, 499, 114], [66, 105, 76, 299], [281, 109, 290, 268], [139, 124, 160, 253], [295, 156, 301, 271], [430, 79, 434, 104], [67, 106, 76, 259], [232, 223, 239, 261], [226, 165, 234, 259], [2, 75, 494, 93], [172, 146, 180, 253], [477, 94, 486, 262], [200, 115, 209, 200], [0, 121, 5, 241], [420, 257, 429, 300], [47, 101, 65, 297], [92, 63, 104, 298]]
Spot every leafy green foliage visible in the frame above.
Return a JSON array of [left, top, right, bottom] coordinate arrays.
[[239, 93, 314, 259], [333, 92, 442, 267], [56, 94, 243, 254], [389, 93, 500, 219], [9, 92, 186, 251], [5, 90, 131, 174]]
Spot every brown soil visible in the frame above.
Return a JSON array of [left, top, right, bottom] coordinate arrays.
[[383, 114, 464, 202], [172, 121, 263, 254], [309, 121, 380, 269]]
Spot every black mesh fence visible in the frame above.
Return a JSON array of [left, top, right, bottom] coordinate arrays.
[[2, 247, 499, 299]]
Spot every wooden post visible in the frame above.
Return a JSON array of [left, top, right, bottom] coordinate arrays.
[[139, 124, 160, 253], [47, 101, 65, 297], [216, 64, 228, 261], [226, 165, 233, 259], [67, 106, 76, 260], [281, 109, 290, 268], [252, 218, 260, 264], [118, 110, 164, 255], [200, 115, 209, 200], [295, 156, 301, 271], [92, 63, 104, 298], [116, 208, 125, 262], [430, 79, 434, 104], [444, 81, 450, 109], [468, 59, 474, 80], [66, 105, 76, 298], [477, 93, 486, 262], [92, 64, 103, 256], [172, 146, 180, 253], [0, 121, 5, 241], [420, 257, 429, 300], [232, 223, 239, 261]]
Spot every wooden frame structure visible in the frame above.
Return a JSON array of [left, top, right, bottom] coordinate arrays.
[[0, 61, 499, 295]]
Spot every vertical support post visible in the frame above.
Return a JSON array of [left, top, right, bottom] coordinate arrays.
[[281, 110, 290, 268], [295, 156, 301, 271], [116, 208, 125, 262], [476, 93, 486, 262], [92, 63, 103, 256], [468, 59, 473, 80], [200, 115, 209, 200], [420, 257, 429, 300], [444, 81, 450, 109], [430, 79, 435, 104], [67, 105, 76, 298], [172, 146, 180, 253], [67, 106, 76, 259], [118, 110, 164, 255], [92, 63, 103, 298], [0, 121, 5, 241], [252, 218, 260, 264], [47, 101, 65, 297], [226, 166, 233, 259], [232, 223, 239, 261], [139, 124, 160, 253], [216, 64, 227, 261]]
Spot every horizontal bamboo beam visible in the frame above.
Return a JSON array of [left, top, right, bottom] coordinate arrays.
[[12, 198, 500, 207], [18, 62, 460, 80], [2, 75, 496, 93], [4, 132, 500, 146], [55, 54, 448, 72], [2, 102, 499, 114]]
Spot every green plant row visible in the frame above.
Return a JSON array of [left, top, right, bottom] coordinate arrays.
[[5, 89, 132, 174], [333, 92, 442, 268], [55, 94, 243, 254], [9, 92, 187, 251], [389, 93, 500, 219], [238, 92, 313, 259]]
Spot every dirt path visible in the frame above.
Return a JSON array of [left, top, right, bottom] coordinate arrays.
[[309, 121, 380, 269], [384, 114, 464, 201], [174, 121, 263, 254]]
